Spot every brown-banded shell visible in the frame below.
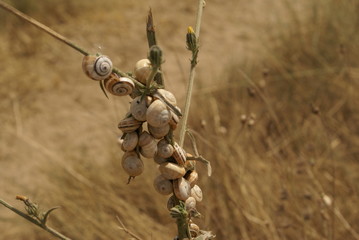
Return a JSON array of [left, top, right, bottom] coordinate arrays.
[[173, 177, 191, 201], [146, 100, 171, 128], [118, 116, 142, 133], [134, 59, 151, 84], [139, 131, 157, 158], [121, 132, 138, 152], [167, 195, 178, 211], [157, 139, 174, 158], [189, 223, 200, 238], [185, 196, 197, 212], [148, 124, 170, 139], [130, 96, 152, 121], [82, 55, 113, 81], [153, 175, 173, 195], [104, 75, 134, 96], [172, 142, 187, 166], [185, 170, 198, 187], [153, 89, 177, 106], [121, 151, 144, 177], [159, 162, 186, 180], [191, 185, 203, 202]]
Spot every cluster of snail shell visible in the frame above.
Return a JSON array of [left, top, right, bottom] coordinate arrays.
[[82, 54, 203, 238]]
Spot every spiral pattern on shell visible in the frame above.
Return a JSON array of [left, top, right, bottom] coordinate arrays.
[[105, 76, 134, 96], [82, 55, 113, 81]]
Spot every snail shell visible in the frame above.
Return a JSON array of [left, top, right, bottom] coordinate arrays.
[[153, 89, 177, 106], [134, 59, 151, 84], [121, 151, 144, 177], [104, 75, 134, 96], [189, 223, 200, 238], [130, 96, 152, 121], [159, 162, 186, 180], [191, 185, 203, 202], [154, 175, 173, 195], [154, 154, 167, 164], [148, 124, 170, 139], [82, 55, 113, 81], [172, 142, 187, 166], [185, 170, 198, 187], [146, 100, 172, 128], [157, 139, 174, 158], [139, 131, 157, 158], [118, 116, 142, 133], [167, 195, 178, 211], [173, 177, 191, 201], [185, 197, 197, 212], [121, 132, 138, 152]]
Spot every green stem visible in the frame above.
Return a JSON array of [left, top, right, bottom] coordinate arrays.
[[179, 0, 206, 147], [0, 199, 71, 240]]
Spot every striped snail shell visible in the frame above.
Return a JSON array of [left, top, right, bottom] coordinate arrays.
[[104, 74, 134, 96], [172, 142, 187, 166], [118, 116, 142, 133], [82, 55, 113, 81]]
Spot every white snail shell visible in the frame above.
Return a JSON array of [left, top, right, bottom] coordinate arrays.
[[118, 116, 142, 133], [82, 55, 113, 81], [159, 162, 186, 180], [189, 223, 200, 238], [146, 100, 172, 128], [172, 142, 187, 166], [185, 197, 197, 212], [173, 177, 191, 201], [153, 89, 177, 106], [148, 124, 170, 139], [154, 175, 173, 195], [121, 132, 138, 152], [104, 75, 134, 96], [185, 170, 199, 187], [157, 139, 174, 158], [130, 96, 152, 121], [134, 59, 151, 84], [139, 131, 157, 158], [121, 151, 144, 177], [191, 185, 203, 202]]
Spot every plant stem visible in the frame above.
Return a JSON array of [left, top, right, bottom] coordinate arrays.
[[179, 0, 206, 147], [0, 199, 71, 240]]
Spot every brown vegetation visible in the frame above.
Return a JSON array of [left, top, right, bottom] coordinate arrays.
[[0, 0, 358, 239]]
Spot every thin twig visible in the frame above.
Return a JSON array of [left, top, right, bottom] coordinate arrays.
[[116, 216, 143, 240], [179, 0, 206, 147], [0, 198, 71, 240]]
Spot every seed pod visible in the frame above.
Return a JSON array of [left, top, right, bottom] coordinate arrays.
[[139, 131, 157, 158], [118, 116, 142, 133], [146, 99, 171, 128], [159, 162, 186, 180], [172, 142, 186, 166], [104, 75, 134, 96], [154, 175, 173, 195], [121, 152, 144, 177], [185, 170, 199, 187], [173, 177, 191, 201], [153, 89, 177, 106], [157, 139, 174, 158], [134, 59, 151, 84], [185, 196, 196, 212], [148, 124, 170, 139], [82, 55, 113, 81], [121, 132, 138, 152], [191, 185, 203, 202], [130, 96, 152, 121]]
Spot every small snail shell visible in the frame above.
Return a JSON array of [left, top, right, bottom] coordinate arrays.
[[130, 96, 152, 121], [189, 223, 200, 238], [159, 162, 186, 180], [157, 139, 174, 158], [167, 195, 178, 211], [172, 142, 187, 166], [134, 59, 151, 84], [121, 132, 138, 152], [139, 131, 157, 158], [185, 170, 198, 187], [148, 124, 170, 139], [154, 154, 167, 164], [154, 175, 173, 195], [169, 107, 181, 130], [82, 55, 113, 81], [104, 75, 134, 96], [191, 185, 203, 202], [118, 116, 142, 133], [146, 100, 172, 128], [121, 151, 144, 177], [185, 197, 197, 212], [173, 177, 191, 201], [153, 89, 177, 106]]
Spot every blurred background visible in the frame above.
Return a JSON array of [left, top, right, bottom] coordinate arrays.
[[1, 0, 359, 239]]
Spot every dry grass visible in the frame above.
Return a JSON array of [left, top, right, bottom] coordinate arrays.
[[0, 0, 359, 239]]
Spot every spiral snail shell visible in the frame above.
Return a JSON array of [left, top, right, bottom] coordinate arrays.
[[130, 96, 152, 121], [146, 99, 172, 128], [121, 151, 144, 177], [158, 162, 186, 180], [157, 139, 174, 158], [82, 55, 113, 81], [154, 175, 173, 195], [172, 142, 187, 166], [121, 132, 138, 152], [185, 196, 197, 212], [185, 170, 199, 187], [139, 131, 157, 158], [104, 74, 134, 96], [148, 124, 170, 139], [189, 223, 200, 238], [173, 177, 191, 201], [134, 59, 152, 84], [153, 89, 177, 106], [191, 185, 203, 202]]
